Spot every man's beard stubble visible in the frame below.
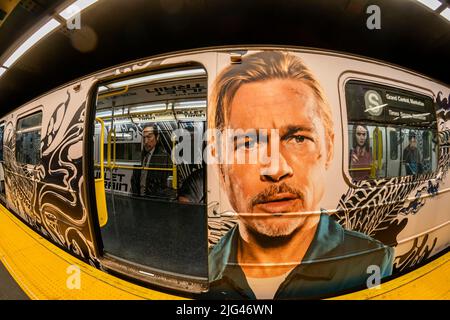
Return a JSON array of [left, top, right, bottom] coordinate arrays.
[[240, 182, 308, 242]]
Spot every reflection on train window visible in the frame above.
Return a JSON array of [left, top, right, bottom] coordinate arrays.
[[93, 65, 208, 287], [346, 81, 437, 181], [102, 143, 141, 162], [16, 111, 42, 165]]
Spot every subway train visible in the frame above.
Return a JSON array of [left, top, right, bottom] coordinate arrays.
[[0, 46, 448, 299]]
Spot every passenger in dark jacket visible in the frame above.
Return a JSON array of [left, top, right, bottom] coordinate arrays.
[[131, 124, 173, 198], [403, 133, 423, 175]]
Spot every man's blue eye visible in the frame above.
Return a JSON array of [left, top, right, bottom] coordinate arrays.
[[244, 140, 256, 148], [234, 139, 256, 150]]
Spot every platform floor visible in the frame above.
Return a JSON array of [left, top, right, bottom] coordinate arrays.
[[0, 203, 448, 300], [0, 260, 28, 300], [102, 193, 208, 278]]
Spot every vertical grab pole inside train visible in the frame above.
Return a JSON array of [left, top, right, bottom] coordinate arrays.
[[371, 130, 377, 179], [172, 136, 177, 190], [106, 128, 116, 169], [113, 128, 116, 169], [95, 117, 108, 227], [371, 127, 383, 179], [107, 129, 111, 168]]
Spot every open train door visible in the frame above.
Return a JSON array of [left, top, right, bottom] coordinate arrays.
[[88, 60, 210, 294]]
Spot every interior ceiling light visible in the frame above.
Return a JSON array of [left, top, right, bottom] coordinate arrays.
[[109, 69, 206, 89], [2, 18, 60, 69], [59, 0, 98, 20], [174, 100, 207, 109], [129, 103, 168, 113], [0, 67, 6, 77], [415, 0, 443, 11]]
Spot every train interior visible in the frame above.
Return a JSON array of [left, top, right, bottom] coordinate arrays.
[[345, 80, 438, 182], [92, 64, 208, 289]]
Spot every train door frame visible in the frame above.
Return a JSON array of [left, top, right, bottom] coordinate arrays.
[[84, 58, 212, 295]]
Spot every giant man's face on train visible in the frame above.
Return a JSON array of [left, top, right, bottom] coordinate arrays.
[[221, 79, 332, 239]]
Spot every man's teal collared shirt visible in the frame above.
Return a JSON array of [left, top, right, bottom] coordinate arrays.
[[207, 213, 393, 299]]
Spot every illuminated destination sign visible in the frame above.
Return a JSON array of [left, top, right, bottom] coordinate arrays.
[[346, 80, 435, 127], [385, 93, 425, 107]]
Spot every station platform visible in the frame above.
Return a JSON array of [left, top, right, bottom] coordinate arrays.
[[0, 203, 448, 300]]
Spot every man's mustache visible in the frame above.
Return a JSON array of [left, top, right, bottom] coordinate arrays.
[[250, 182, 304, 207]]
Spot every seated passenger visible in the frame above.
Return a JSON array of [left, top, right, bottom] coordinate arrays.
[[403, 133, 423, 175], [349, 124, 373, 180], [131, 124, 173, 198]]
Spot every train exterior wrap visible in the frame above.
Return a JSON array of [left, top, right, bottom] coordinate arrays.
[[0, 47, 448, 299]]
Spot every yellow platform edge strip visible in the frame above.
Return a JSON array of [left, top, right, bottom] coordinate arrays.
[[330, 250, 449, 300], [0, 203, 448, 300], [0, 204, 185, 300]]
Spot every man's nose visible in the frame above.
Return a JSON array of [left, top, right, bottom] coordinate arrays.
[[260, 152, 293, 182]]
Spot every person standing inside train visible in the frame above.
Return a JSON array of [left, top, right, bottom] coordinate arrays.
[[403, 133, 423, 175], [131, 124, 173, 198], [207, 51, 393, 299]]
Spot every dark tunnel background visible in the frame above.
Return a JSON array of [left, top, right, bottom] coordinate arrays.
[[0, 0, 449, 113]]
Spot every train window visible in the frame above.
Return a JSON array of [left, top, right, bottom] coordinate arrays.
[[348, 124, 386, 180], [422, 131, 432, 161], [102, 142, 141, 162], [345, 80, 437, 181], [16, 112, 42, 165], [92, 65, 208, 290], [389, 130, 398, 160]]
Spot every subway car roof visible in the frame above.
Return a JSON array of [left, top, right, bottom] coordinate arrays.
[[0, 0, 449, 115]]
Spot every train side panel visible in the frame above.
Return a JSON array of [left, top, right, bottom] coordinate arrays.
[[1, 78, 99, 265], [0, 47, 448, 299], [204, 49, 449, 298]]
